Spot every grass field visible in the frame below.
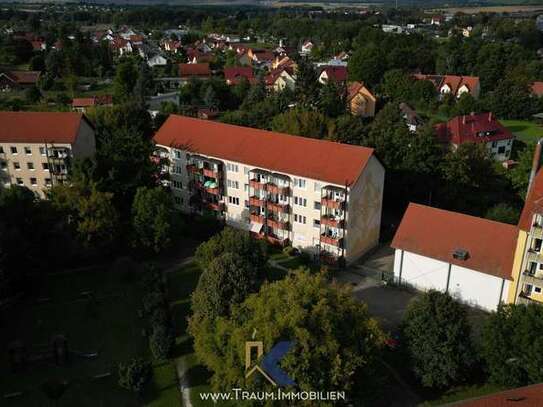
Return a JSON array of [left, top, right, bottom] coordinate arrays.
[[502, 119, 543, 144], [0, 265, 177, 406]]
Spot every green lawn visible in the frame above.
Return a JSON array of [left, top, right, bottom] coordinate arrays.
[[0, 266, 148, 406], [502, 119, 543, 144]]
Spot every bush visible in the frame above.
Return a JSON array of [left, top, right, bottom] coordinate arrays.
[[149, 307, 170, 327], [282, 246, 298, 257], [142, 291, 167, 315], [118, 358, 152, 394], [149, 324, 175, 360]]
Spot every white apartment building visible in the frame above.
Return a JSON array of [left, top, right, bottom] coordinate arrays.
[[153, 115, 385, 265], [0, 112, 96, 197]]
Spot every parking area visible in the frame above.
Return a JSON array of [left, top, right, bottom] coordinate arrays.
[[335, 245, 418, 332]]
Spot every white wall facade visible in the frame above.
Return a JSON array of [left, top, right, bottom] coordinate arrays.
[[394, 249, 510, 311]]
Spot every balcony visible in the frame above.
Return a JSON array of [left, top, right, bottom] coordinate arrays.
[[193, 181, 220, 195], [523, 270, 543, 285], [250, 214, 265, 224], [266, 218, 289, 231], [266, 183, 290, 195], [265, 233, 289, 247], [531, 223, 543, 239], [206, 202, 225, 212], [267, 201, 289, 213], [249, 196, 265, 207], [203, 168, 219, 178], [320, 234, 343, 247], [186, 164, 200, 174], [321, 197, 345, 210], [250, 179, 266, 190], [320, 215, 343, 228]]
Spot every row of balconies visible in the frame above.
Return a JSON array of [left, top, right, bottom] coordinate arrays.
[[320, 214, 344, 228], [192, 180, 220, 195], [321, 196, 345, 210], [250, 213, 290, 230], [186, 164, 220, 179], [249, 179, 290, 195], [320, 234, 343, 247], [249, 196, 290, 212]]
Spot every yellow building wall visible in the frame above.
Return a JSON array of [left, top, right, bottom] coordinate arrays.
[[507, 230, 528, 304]]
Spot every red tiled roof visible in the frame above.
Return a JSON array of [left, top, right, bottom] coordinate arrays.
[[265, 66, 294, 86], [452, 383, 543, 407], [178, 63, 210, 77], [224, 67, 254, 84], [434, 113, 514, 145], [72, 95, 113, 107], [391, 203, 517, 280], [0, 111, 89, 144], [519, 169, 543, 231], [413, 74, 479, 96], [320, 66, 347, 82], [2, 71, 41, 85], [347, 81, 375, 102], [531, 81, 543, 97], [153, 115, 375, 186]]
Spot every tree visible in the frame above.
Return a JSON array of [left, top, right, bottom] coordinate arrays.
[[118, 358, 152, 394], [30, 54, 46, 71], [24, 86, 41, 104], [191, 252, 261, 321], [133, 61, 155, 105], [271, 108, 333, 139], [318, 81, 346, 118], [194, 227, 267, 273], [507, 143, 534, 198], [294, 57, 320, 108], [190, 270, 384, 400], [482, 304, 543, 387], [131, 187, 174, 253], [402, 290, 475, 389], [49, 182, 119, 249], [483, 79, 535, 119], [348, 43, 385, 87], [451, 93, 482, 116], [485, 203, 520, 224], [381, 69, 413, 102], [113, 59, 138, 101], [149, 324, 175, 360], [330, 114, 368, 145]]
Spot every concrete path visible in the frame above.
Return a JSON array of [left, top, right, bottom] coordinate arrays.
[[176, 356, 192, 407]]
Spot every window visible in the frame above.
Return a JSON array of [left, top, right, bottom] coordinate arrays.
[[44, 178, 52, 186], [228, 196, 240, 205], [24, 147, 31, 155], [27, 162, 34, 170], [294, 214, 307, 224], [16, 178, 23, 185], [498, 146, 506, 154], [13, 162, 20, 170], [0, 147, 4, 154], [174, 196, 181, 204], [227, 180, 239, 189], [0, 161, 6, 170], [314, 182, 321, 192], [491, 141, 497, 148], [30, 177, 37, 186], [227, 163, 239, 172], [244, 166, 250, 175], [172, 180, 183, 189], [42, 163, 49, 170], [294, 196, 307, 207], [535, 287, 542, 294], [313, 219, 320, 227], [244, 183, 249, 192], [314, 201, 321, 210], [526, 284, 533, 294], [244, 200, 249, 208], [294, 178, 306, 189], [175, 150, 181, 159], [10, 147, 17, 154], [173, 166, 183, 174], [39, 147, 46, 155]]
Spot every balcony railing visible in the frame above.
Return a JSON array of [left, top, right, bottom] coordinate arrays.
[[186, 164, 200, 174], [249, 179, 266, 190], [320, 234, 343, 247], [206, 202, 225, 212], [249, 196, 265, 207], [320, 215, 343, 228], [321, 197, 345, 209], [202, 168, 219, 178], [266, 218, 289, 231], [250, 214, 265, 224], [267, 201, 289, 213], [266, 183, 290, 195]]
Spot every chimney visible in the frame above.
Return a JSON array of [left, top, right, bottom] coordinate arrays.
[[462, 115, 466, 124], [528, 138, 543, 198], [488, 112, 492, 122]]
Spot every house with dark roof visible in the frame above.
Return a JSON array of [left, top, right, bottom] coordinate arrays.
[[153, 115, 385, 265], [0, 70, 41, 91], [413, 74, 480, 99], [318, 66, 347, 84], [224, 67, 254, 86], [434, 112, 514, 161], [392, 203, 518, 311], [0, 112, 96, 197]]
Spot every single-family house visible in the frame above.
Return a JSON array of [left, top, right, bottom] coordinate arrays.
[[318, 66, 348, 84], [413, 74, 481, 99], [224, 67, 254, 85], [346, 82, 376, 118]]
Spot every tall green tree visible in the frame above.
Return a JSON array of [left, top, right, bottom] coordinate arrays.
[[131, 186, 174, 253], [402, 290, 475, 389], [271, 108, 333, 139], [190, 270, 384, 402], [113, 58, 138, 101]]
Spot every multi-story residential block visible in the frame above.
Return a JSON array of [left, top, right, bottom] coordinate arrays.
[[0, 112, 96, 197], [153, 115, 385, 264]]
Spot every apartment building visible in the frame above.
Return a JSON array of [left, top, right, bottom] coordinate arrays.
[[153, 115, 385, 264], [0, 112, 96, 197]]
